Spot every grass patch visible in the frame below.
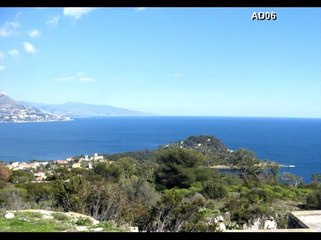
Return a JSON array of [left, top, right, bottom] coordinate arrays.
[[52, 213, 69, 222], [0, 211, 76, 232], [0, 217, 68, 232], [75, 217, 92, 226]]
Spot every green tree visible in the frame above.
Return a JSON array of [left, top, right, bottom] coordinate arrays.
[[231, 149, 259, 180], [280, 172, 303, 187], [314, 190, 321, 209], [25, 182, 54, 205], [231, 149, 279, 183], [137, 158, 157, 182], [53, 175, 89, 213], [231, 149, 258, 167], [47, 166, 71, 181], [312, 173, 321, 187], [114, 157, 139, 179], [9, 170, 35, 184], [306, 187, 321, 210], [93, 162, 121, 182], [260, 161, 280, 183], [155, 148, 206, 190]]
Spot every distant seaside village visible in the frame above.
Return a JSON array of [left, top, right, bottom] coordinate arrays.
[[5, 153, 107, 182]]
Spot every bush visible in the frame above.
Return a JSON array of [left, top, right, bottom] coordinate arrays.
[[9, 170, 35, 184], [221, 173, 241, 186], [189, 182, 203, 194], [0, 180, 7, 189], [0, 188, 30, 210], [0, 163, 11, 182], [306, 188, 321, 209], [277, 214, 289, 229], [93, 162, 121, 182], [53, 176, 88, 213], [260, 187, 276, 203], [143, 189, 207, 232], [306, 193, 318, 208], [25, 183, 53, 204], [239, 186, 250, 195], [202, 181, 227, 200]]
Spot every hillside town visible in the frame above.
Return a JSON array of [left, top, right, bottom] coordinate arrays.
[[5, 153, 106, 182], [0, 105, 71, 123], [0, 91, 71, 123]]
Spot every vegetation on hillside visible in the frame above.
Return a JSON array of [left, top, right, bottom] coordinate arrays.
[[0, 135, 320, 232]]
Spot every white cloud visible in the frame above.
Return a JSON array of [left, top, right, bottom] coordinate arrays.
[[0, 52, 4, 60], [55, 72, 95, 82], [63, 8, 95, 20], [76, 72, 94, 82], [135, 7, 148, 11], [8, 49, 20, 58], [23, 42, 36, 54], [79, 77, 94, 82], [46, 16, 60, 26], [0, 19, 20, 37], [29, 29, 40, 38], [0, 65, 6, 72]]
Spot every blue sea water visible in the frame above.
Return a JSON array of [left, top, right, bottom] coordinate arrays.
[[0, 117, 320, 182]]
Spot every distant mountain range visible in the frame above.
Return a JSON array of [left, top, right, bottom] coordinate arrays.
[[0, 90, 154, 122], [19, 101, 154, 118]]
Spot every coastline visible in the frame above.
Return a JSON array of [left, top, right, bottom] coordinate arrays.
[[0, 118, 74, 124], [0, 117, 318, 182], [209, 163, 296, 170]]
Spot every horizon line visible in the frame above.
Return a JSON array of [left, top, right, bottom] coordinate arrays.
[[75, 115, 321, 120]]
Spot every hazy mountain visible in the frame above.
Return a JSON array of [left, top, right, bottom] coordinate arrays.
[[0, 91, 69, 123], [0, 91, 21, 109], [19, 101, 154, 117]]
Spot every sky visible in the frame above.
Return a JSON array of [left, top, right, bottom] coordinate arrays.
[[0, 7, 320, 118]]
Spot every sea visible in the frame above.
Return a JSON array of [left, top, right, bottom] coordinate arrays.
[[0, 117, 320, 182]]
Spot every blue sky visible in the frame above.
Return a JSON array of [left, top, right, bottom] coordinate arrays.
[[0, 7, 320, 118]]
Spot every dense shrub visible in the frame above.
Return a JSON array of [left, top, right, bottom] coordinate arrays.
[[93, 162, 121, 182], [306, 188, 321, 209], [9, 170, 35, 184], [0, 187, 30, 210], [202, 181, 227, 200]]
